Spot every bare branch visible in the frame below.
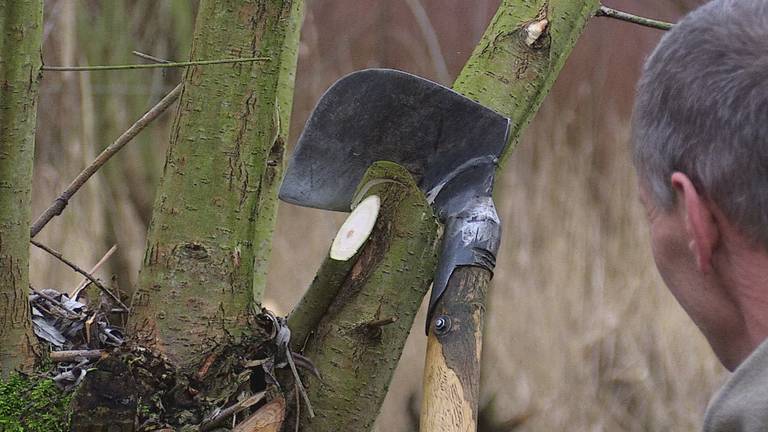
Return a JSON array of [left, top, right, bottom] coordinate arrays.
[[403, 0, 451, 84], [30, 240, 129, 312], [30, 288, 82, 320], [131, 50, 171, 64], [41, 56, 269, 72], [30, 83, 183, 237], [50, 350, 106, 362], [365, 316, 398, 328], [286, 348, 315, 418], [200, 392, 266, 432], [71, 245, 118, 299], [597, 5, 674, 31]]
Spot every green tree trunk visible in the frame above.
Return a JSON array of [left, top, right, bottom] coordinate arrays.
[[130, 0, 304, 369], [255, 0, 304, 297], [455, 0, 600, 160], [419, 1, 601, 430], [294, 162, 441, 432], [0, 0, 43, 376]]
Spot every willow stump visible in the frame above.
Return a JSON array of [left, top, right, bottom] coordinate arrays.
[[290, 162, 441, 432]]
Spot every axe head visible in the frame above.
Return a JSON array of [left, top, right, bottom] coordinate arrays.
[[279, 69, 510, 211], [280, 69, 510, 329]]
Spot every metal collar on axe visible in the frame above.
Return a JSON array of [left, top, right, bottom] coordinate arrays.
[[279, 68, 510, 332]]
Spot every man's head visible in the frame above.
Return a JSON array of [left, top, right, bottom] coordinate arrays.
[[632, 0, 768, 370]]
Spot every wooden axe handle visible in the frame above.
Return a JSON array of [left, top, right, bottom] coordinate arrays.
[[420, 266, 490, 431]]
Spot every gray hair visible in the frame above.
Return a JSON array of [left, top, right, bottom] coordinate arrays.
[[632, 0, 768, 248]]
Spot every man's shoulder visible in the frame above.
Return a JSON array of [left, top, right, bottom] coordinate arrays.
[[704, 339, 768, 432]]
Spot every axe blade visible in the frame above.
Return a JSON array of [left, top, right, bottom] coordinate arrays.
[[279, 68, 510, 211]]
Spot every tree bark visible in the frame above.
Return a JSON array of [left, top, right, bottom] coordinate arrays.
[[130, 0, 304, 369], [255, 0, 304, 298], [295, 161, 441, 432], [420, 1, 600, 430], [0, 0, 43, 376], [288, 249, 359, 349], [68, 357, 138, 432], [455, 0, 600, 161]]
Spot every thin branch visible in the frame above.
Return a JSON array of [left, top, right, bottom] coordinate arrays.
[[30, 83, 183, 237], [41, 56, 269, 72], [30, 288, 82, 320], [50, 350, 105, 362], [131, 50, 171, 64], [30, 240, 129, 312], [71, 245, 118, 298], [596, 5, 674, 31], [200, 392, 266, 432], [365, 316, 398, 328], [294, 385, 301, 432], [286, 350, 315, 418], [403, 0, 451, 84]]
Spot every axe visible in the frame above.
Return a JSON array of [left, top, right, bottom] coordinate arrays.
[[280, 68, 510, 430]]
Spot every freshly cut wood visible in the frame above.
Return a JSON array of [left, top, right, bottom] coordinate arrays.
[[330, 195, 380, 261], [294, 161, 441, 432]]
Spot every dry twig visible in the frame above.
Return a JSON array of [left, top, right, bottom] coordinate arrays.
[[30, 240, 129, 312], [286, 349, 315, 418], [50, 349, 105, 362], [403, 0, 451, 84], [200, 392, 266, 432], [30, 84, 182, 237], [365, 316, 398, 328], [71, 245, 118, 298], [596, 5, 674, 31], [131, 50, 172, 64], [41, 56, 269, 71], [30, 288, 81, 320]]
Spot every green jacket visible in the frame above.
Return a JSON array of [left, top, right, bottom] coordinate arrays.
[[704, 339, 768, 431]]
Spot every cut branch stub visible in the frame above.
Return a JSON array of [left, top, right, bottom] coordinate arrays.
[[288, 254, 359, 350], [287, 187, 384, 349], [288, 194, 381, 346], [290, 161, 441, 432]]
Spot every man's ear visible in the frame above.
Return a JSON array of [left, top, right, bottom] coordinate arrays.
[[670, 172, 719, 273]]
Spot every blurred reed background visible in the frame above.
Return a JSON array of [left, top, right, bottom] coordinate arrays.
[[30, 1, 722, 430]]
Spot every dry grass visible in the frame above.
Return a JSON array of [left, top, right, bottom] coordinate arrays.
[[473, 96, 723, 432], [30, 0, 724, 430]]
